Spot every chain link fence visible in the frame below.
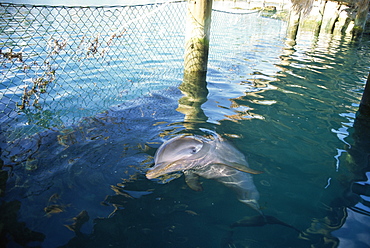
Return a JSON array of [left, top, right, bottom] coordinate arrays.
[[0, 0, 279, 164], [0, 1, 187, 144]]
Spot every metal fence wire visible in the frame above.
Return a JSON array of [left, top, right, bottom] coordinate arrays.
[[0, 0, 271, 160], [0, 1, 187, 143]]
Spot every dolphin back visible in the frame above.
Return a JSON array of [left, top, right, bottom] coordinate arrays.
[[195, 138, 261, 211]]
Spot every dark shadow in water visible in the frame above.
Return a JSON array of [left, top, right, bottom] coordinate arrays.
[[0, 200, 45, 247], [58, 175, 237, 248], [0, 88, 187, 247]]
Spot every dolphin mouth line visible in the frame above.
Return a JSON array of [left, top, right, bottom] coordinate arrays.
[[146, 166, 168, 179], [146, 159, 191, 179]]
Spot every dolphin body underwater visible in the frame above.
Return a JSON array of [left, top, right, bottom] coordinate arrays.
[[146, 133, 263, 212], [146, 133, 301, 235]]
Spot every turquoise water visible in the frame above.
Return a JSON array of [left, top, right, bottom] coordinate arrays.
[[1, 3, 370, 248]]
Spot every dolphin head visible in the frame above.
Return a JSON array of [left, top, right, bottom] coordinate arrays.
[[146, 135, 211, 179]]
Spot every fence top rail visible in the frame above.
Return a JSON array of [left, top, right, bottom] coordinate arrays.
[[0, 0, 185, 8], [212, 8, 261, 15]]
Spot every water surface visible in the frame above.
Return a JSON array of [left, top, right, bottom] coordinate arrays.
[[1, 3, 370, 248]]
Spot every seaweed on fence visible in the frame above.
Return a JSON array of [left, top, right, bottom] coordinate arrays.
[[0, 49, 23, 62], [78, 29, 127, 59], [17, 61, 56, 111], [11, 26, 127, 112]]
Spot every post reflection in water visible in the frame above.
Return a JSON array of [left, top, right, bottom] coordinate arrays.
[[177, 71, 209, 129]]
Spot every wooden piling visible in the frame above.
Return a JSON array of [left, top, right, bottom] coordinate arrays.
[[319, 1, 340, 34], [289, 0, 369, 39], [352, 0, 370, 38], [286, 10, 300, 42], [347, 71, 370, 180], [297, 0, 325, 36], [359, 72, 370, 116], [333, 5, 354, 36], [184, 0, 213, 73]]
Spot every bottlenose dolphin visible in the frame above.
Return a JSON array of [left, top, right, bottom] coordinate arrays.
[[146, 133, 263, 212]]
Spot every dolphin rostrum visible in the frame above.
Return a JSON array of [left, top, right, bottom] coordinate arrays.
[[146, 133, 263, 212]]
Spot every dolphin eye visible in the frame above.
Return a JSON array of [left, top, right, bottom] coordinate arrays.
[[191, 147, 198, 154]]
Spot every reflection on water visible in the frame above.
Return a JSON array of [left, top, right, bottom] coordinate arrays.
[[1, 7, 370, 248]]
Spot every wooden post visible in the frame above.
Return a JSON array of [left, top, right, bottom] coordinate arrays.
[[314, 0, 326, 36], [184, 0, 213, 73], [352, 0, 370, 38], [333, 5, 353, 36], [359, 72, 370, 116], [298, 0, 326, 37], [286, 10, 300, 43], [346, 72, 370, 193], [319, 1, 340, 34]]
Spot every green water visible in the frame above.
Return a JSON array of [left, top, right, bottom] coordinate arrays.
[[1, 5, 370, 248]]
